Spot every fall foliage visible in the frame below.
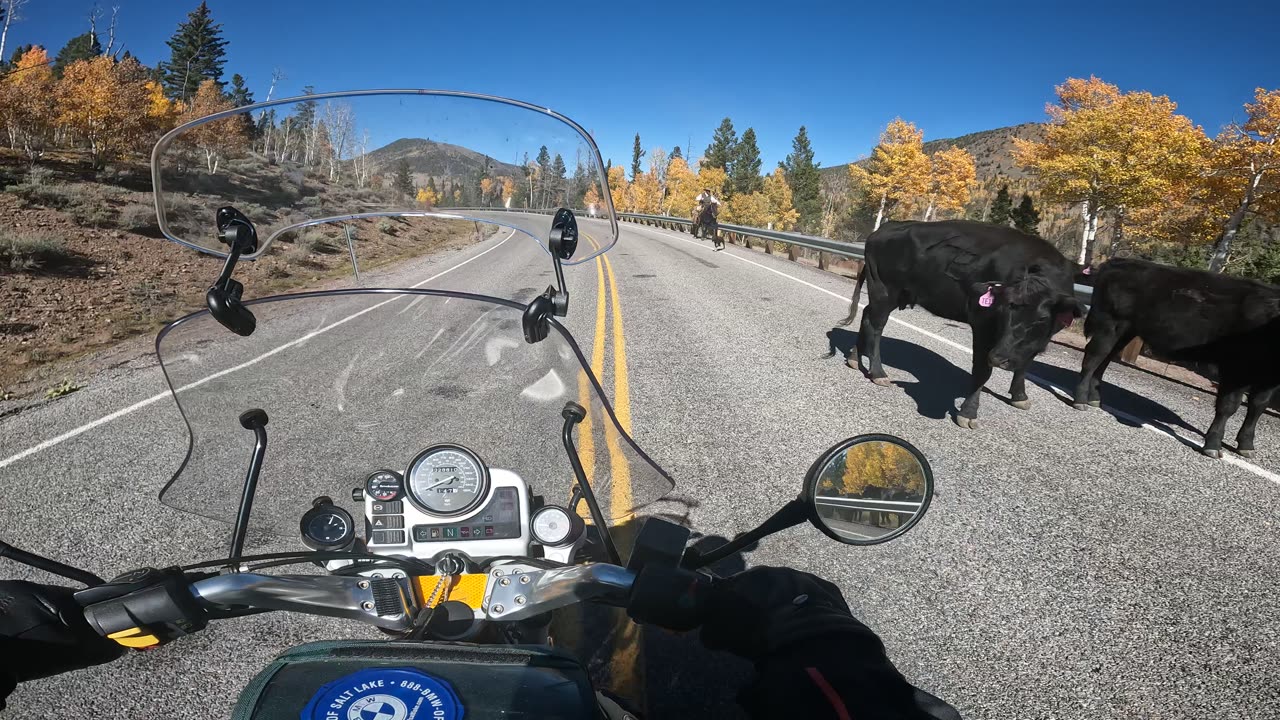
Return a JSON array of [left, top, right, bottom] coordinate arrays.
[[923, 146, 977, 220], [56, 55, 154, 168], [862, 119, 931, 229], [0, 46, 57, 161], [1014, 76, 1208, 266], [175, 78, 247, 173]]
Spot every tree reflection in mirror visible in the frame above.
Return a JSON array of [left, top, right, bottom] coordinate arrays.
[[807, 436, 934, 545]]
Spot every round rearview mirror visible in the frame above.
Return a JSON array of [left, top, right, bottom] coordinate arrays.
[[802, 435, 933, 545]]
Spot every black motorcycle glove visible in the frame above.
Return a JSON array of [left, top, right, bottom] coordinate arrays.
[[701, 566, 962, 720], [699, 565, 880, 661], [0, 580, 125, 708]]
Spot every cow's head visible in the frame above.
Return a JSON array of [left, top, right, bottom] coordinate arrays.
[[971, 271, 1082, 370]]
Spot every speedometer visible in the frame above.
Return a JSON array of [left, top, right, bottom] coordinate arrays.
[[406, 445, 489, 516]]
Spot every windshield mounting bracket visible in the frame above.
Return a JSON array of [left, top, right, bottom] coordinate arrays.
[[521, 208, 578, 344], [207, 206, 259, 337]]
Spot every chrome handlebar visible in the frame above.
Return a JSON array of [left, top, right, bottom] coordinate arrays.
[[187, 563, 636, 631], [190, 573, 416, 631]]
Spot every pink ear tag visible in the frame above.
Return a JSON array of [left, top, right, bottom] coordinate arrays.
[[978, 289, 995, 307], [1082, 266, 1092, 275]]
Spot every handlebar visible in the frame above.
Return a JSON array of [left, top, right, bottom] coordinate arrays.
[[185, 563, 642, 632]]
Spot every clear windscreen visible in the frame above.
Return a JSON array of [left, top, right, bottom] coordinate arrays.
[[156, 291, 671, 537], [150, 90, 617, 265]]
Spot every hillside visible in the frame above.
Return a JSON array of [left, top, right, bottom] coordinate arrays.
[[365, 138, 524, 183], [820, 122, 1044, 182]]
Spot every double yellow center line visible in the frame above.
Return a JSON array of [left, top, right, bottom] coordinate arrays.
[[571, 235, 643, 706], [575, 236, 633, 521]]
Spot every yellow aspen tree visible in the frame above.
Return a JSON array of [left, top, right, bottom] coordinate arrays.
[[923, 146, 977, 220], [177, 79, 248, 174], [763, 168, 799, 230], [0, 46, 56, 162], [479, 177, 494, 206], [693, 165, 728, 215], [663, 156, 698, 216], [607, 164, 630, 213], [631, 167, 662, 213], [1014, 76, 1207, 266], [865, 119, 930, 230], [415, 186, 439, 207], [724, 191, 771, 228], [499, 176, 516, 207], [55, 55, 152, 168], [144, 79, 180, 135], [1204, 88, 1280, 271]]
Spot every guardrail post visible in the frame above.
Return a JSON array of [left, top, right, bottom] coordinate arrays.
[[787, 244, 800, 262], [818, 251, 830, 270], [764, 238, 774, 254]]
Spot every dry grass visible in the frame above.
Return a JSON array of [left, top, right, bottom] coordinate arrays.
[[1, 230, 70, 270]]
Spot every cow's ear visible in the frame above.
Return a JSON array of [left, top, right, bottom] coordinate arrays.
[[969, 281, 1005, 308]]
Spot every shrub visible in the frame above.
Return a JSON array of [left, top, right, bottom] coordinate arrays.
[[118, 204, 158, 232], [7, 181, 75, 209], [70, 202, 118, 228], [1, 230, 70, 270], [377, 218, 397, 235]]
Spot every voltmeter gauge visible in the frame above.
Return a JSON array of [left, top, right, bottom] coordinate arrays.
[[530, 506, 583, 547]]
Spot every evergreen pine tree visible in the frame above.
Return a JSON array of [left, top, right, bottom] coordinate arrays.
[[703, 117, 737, 172], [392, 159, 414, 199], [161, 1, 228, 101], [8, 43, 34, 68], [781, 126, 822, 232], [631, 133, 645, 181], [551, 153, 567, 205], [228, 73, 253, 106], [670, 146, 683, 162], [52, 32, 101, 77], [1012, 193, 1041, 234], [731, 128, 763, 195], [988, 184, 1014, 226]]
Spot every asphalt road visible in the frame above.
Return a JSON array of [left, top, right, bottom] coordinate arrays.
[[1, 219, 1277, 719]]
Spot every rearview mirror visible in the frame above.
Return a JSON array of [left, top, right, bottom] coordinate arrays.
[[681, 434, 934, 570], [802, 435, 933, 545]]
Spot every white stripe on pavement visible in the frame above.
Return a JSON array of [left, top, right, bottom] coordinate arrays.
[[0, 230, 517, 470], [628, 224, 1280, 487]]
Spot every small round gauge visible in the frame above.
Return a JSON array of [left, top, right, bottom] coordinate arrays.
[[299, 502, 355, 550], [531, 506, 584, 546], [407, 445, 489, 516], [365, 470, 403, 502]]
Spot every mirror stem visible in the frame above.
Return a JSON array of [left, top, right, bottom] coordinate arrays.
[[683, 499, 809, 570], [561, 402, 621, 566], [228, 409, 269, 563]]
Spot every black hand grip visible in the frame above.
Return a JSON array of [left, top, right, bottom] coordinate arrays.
[[625, 564, 711, 632]]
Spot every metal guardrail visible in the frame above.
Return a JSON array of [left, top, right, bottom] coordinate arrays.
[[615, 212, 1095, 306], [450, 206, 1094, 305]]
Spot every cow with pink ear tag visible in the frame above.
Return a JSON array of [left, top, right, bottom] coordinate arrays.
[[837, 220, 1082, 429]]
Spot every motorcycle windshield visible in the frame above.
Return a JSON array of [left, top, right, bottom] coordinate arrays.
[[155, 290, 672, 538], [150, 90, 617, 266]]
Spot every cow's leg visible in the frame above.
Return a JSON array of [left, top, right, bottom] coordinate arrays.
[[1074, 329, 1130, 410], [1009, 367, 1031, 410], [1235, 386, 1275, 459], [956, 348, 995, 430], [857, 298, 895, 387], [1203, 386, 1247, 459]]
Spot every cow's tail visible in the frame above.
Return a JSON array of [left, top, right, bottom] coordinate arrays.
[[837, 264, 868, 327]]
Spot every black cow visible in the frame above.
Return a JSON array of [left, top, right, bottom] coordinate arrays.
[[1073, 258, 1280, 458], [839, 220, 1082, 428]]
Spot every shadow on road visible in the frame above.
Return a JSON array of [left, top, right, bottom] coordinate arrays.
[[1026, 360, 1204, 438], [825, 328, 967, 421]]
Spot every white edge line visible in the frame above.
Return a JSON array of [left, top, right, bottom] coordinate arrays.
[[631, 224, 1280, 487], [0, 230, 517, 470]]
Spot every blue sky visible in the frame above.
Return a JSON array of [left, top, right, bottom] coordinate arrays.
[[13, 0, 1280, 170]]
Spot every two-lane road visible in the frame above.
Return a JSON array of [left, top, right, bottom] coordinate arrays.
[[0, 219, 1276, 719]]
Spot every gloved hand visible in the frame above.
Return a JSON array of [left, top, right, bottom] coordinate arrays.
[[698, 566, 877, 663], [0, 580, 125, 706]]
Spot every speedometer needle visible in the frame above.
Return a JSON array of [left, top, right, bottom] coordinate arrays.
[[423, 476, 459, 490]]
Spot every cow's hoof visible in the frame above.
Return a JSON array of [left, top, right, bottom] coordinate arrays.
[[871, 376, 893, 387], [1010, 399, 1031, 411], [954, 415, 978, 430], [1201, 448, 1223, 459], [1239, 449, 1256, 459], [1072, 402, 1091, 411]]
